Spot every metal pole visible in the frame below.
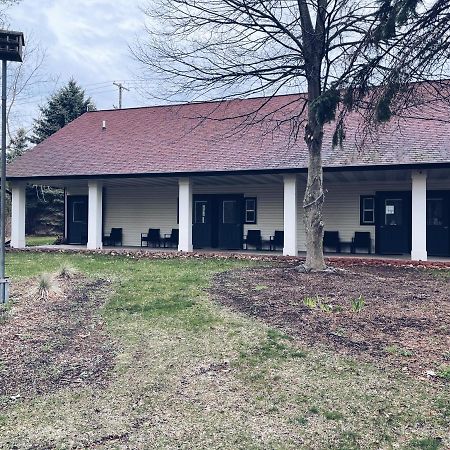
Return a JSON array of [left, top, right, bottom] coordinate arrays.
[[0, 59, 8, 303]]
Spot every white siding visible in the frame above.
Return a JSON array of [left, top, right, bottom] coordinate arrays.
[[104, 185, 179, 247], [99, 173, 449, 251]]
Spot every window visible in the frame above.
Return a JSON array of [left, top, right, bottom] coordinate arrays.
[[72, 201, 87, 224], [244, 197, 257, 224], [223, 200, 238, 224], [384, 198, 402, 226], [194, 201, 207, 224], [360, 196, 375, 225], [427, 198, 444, 226]]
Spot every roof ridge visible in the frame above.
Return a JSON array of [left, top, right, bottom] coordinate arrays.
[[87, 92, 304, 114]]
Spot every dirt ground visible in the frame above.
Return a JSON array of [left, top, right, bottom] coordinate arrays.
[[212, 264, 450, 380], [0, 274, 116, 407]]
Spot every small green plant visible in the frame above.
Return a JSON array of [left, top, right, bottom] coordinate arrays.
[[58, 263, 78, 279], [351, 295, 365, 312], [318, 302, 333, 313], [303, 296, 318, 309], [289, 416, 308, 425], [407, 437, 442, 450], [254, 284, 268, 291], [385, 345, 413, 357], [303, 295, 334, 312], [437, 365, 450, 380], [323, 410, 344, 420], [36, 273, 57, 300]]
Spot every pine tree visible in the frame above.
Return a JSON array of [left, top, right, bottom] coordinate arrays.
[[31, 79, 95, 144], [26, 80, 96, 235], [7, 127, 29, 163]]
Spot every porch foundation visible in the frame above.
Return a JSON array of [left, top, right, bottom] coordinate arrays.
[[283, 174, 298, 256], [411, 170, 427, 261], [11, 182, 26, 249], [178, 177, 193, 252], [87, 181, 103, 250]]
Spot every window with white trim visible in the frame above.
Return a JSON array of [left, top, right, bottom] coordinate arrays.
[[244, 197, 257, 224], [360, 196, 375, 225]]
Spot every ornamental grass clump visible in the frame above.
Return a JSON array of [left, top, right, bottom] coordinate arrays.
[[58, 263, 78, 280], [36, 273, 58, 301]]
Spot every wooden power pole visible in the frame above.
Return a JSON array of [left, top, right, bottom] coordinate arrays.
[[113, 81, 130, 109]]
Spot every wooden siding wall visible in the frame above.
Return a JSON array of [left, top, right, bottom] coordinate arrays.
[[70, 176, 449, 250]]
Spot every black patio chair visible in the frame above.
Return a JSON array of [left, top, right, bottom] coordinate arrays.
[[163, 228, 179, 248], [141, 228, 161, 247], [269, 230, 284, 251], [351, 231, 371, 254], [323, 231, 341, 253], [103, 227, 123, 246], [243, 229, 262, 250]]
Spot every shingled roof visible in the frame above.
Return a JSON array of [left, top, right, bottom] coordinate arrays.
[[7, 94, 450, 180]]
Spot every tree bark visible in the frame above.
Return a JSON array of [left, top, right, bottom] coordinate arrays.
[[303, 76, 326, 271]]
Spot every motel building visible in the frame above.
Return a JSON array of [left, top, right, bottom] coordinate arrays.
[[7, 94, 450, 261]]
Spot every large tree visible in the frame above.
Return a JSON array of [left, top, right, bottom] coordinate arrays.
[[31, 79, 95, 144], [136, 0, 449, 270], [26, 80, 95, 235]]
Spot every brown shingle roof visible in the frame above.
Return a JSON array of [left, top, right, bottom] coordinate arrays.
[[7, 94, 450, 179]]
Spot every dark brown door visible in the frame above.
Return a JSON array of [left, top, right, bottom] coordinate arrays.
[[376, 192, 411, 254], [427, 193, 450, 256], [67, 196, 88, 244]]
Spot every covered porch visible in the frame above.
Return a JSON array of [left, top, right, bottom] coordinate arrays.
[[10, 167, 450, 261]]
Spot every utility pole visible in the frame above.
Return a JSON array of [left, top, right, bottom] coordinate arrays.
[[113, 81, 129, 109]]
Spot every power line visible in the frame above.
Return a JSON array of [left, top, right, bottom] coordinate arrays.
[[112, 81, 130, 109]]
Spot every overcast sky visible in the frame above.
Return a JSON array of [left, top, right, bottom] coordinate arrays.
[[7, 0, 153, 131]]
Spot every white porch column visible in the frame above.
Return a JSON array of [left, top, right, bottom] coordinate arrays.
[[283, 174, 298, 256], [178, 177, 193, 252], [11, 182, 26, 249], [87, 181, 103, 250], [411, 170, 427, 261]]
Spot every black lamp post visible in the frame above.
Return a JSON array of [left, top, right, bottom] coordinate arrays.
[[0, 30, 25, 303]]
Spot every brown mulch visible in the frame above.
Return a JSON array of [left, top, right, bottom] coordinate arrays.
[[0, 275, 116, 407], [212, 265, 450, 380], [8, 247, 450, 269]]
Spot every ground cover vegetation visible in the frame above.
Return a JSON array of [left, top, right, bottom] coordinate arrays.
[[0, 252, 448, 449]]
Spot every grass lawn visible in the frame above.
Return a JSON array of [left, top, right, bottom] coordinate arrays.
[[25, 235, 57, 246], [1, 252, 449, 449]]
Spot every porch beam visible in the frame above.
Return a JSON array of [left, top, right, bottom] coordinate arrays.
[[87, 181, 103, 250], [411, 170, 427, 261], [178, 177, 193, 252], [10, 182, 26, 248], [283, 174, 298, 256]]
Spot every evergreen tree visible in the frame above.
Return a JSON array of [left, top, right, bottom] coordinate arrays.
[[7, 127, 29, 163], [31, 79, 95, 144], [26, 80, 95, 235]]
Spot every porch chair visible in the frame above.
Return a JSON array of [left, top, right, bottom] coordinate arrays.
[[141, 228, 161, 247], [323, 231, 341, 253], [269, 230, 284, 251], [351, 231, 371, 254], [243, 229, 263, 250], [163, 228, 179, 248], [103, 227, 123, 246]]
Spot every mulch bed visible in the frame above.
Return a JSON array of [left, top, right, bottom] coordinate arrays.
[[212, 265, 450, 380], [0, 275, 116, 407], [8, 247, 450, 269]]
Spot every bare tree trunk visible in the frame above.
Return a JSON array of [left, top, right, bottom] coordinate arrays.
[[303, 76, 326, 271]]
